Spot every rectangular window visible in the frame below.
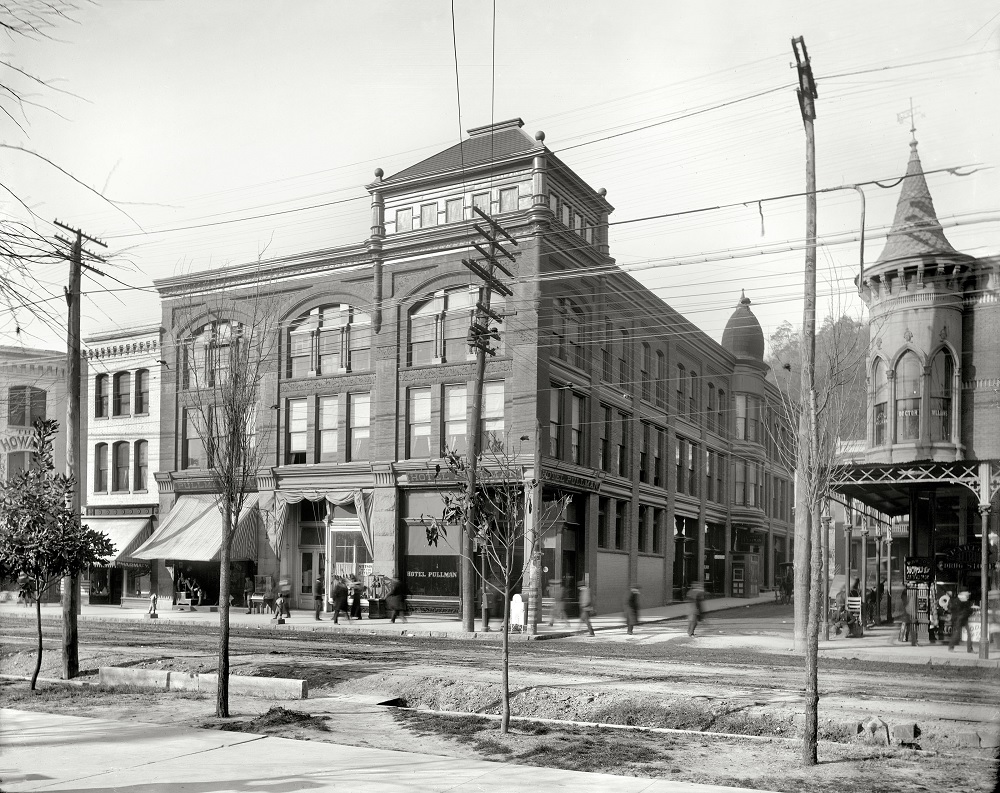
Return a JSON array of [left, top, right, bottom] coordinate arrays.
[[748, 396, 760, 442], [602, 348, 612, 382], [747, 461, 758, 507], [348, 318, 371, 371], [444, 384, 467, 455], [7, 386, 46, 427], [473, 192, 491, 216], [706, 451, 715, 502], [318, 396, 339, 463], [409, 314, 437, 367], [483, 380, 504, 444], [637, 505, 648, 553], [597, 497, 610, 549], [549, 387, 562, 458], [616, 411, 629, 477], [446, 198, 464, 223], [618, 331, 629, 389], [573, 213, 583, 235], [286, 398, 307, 465], [94, 375, 108, 418], [653, 428, 663, 488], [675, 438, 685, 494], [420, 203, 437, 228], [735, 460, 746, 506], [94, 444, 108, 491], [134, 440, 148, 491], [113, 442, 129, 492], [641, 345, 651, 402], [395, 207, 413, 232], [182, 409, 204, 470], [652, 509, 664, 554], [561, 203, 571, 227], [598, 405, 611, 471], [676, 365, 686, 414], [735, 394, 747, 440], [348, 392, 371, 461], [135, 370, 149, 414], [408, 387, 432, 459], [570, 394, 584, 465], [688, 442, 698, 498], [639, 423, 649, 483], [614, 501, 627, 550], [113, 373, 131, 416], [290, 332, 312, 377], [318, 328, 341, 374], [499, 186, 518, 213], [717, 454, 726, 505]]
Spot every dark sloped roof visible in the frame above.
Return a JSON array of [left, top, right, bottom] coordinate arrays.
[[875, 141, 965, 266], [385, 120, 540, 183], [721, 291, 765, 361]]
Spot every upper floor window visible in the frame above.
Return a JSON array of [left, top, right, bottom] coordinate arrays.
[[894, 352, 921, 443], [688, 371, 698, 419], [420, 203, 438, 228], [598, 405, 611, 471], [317, 395, 339, 463], [655, 351, 665, 408], [676, 364, 686, 413], [287, 304, 371, 377], [716, 389, 726, 437], [134, 440, 148, 491], [548, 386, 562, 458], [182, 408, 207, 470], [569, 393, 585, 465], [408, 387, 432, 459], [286, 398, 307, 465], [94, 443, 108, 492], [735, 393, 761, 442], [473, 192, 490, 215], [929, 350, 953, 442], [616, 410, 629, 477], [561, 203, 571, 227], [707, 384, 716, 433], [94, 374, 108, 418], [444, 384, 467, 455], [482, 380, 505, 446], [446, 198, 464, 223], [396, 208, 413, 232], [113, 372, 131, 416], [7, 386, 45, 427], [112, 441, 130, 492], [553, 297, 584, 369], [872, 359, 887, 446], [408, 286, 502, 367], [183, 320, 243, 389], [499, 186, 519, 214], [618, 330, 630, 389], [134, 369, 149, 415], [348, 392, 371, 462], [601, 320, 613, 382], [641, 343, 651, 402]]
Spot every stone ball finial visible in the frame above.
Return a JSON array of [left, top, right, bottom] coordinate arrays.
[[374, 168, 384, 180], [598, 188, 607, 197], [534, 131, 545, 142]]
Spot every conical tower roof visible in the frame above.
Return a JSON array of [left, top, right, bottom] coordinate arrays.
[[721, 290, 765, 362], [875, 141, 964, 266]]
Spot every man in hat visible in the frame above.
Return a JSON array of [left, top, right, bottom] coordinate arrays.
[[948, 590, 974, 653]]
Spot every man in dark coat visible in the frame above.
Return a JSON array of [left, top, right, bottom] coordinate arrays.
[[948, 590, 974, 653], [687, 583, 705, 636], [624, 586, 640, 635], [387, 577, 407, 624], [314, 576, 325, 621], [331, 576, 351, 623]]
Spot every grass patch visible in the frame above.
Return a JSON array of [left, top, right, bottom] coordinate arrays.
[[0, 680, 205, 703], [517, 732, 665, 774]]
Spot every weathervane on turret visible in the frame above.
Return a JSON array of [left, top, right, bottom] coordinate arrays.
[[897, 97, 922, 145]]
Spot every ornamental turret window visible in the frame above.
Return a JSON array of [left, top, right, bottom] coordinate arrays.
[[894, 352, 921, 442]]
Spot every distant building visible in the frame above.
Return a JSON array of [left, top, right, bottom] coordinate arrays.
[[81, 325, 163, 606], [146, 119, 795, 616], [833, 139, 1000, 637], [0, 344, 67, 602]]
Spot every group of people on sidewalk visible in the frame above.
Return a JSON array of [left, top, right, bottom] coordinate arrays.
[[550, 580, 708, 638]]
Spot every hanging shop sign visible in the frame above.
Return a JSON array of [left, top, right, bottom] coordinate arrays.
[[904, 556, 933, 585]]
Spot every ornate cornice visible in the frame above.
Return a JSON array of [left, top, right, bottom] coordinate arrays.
[[84, 338, 160, 360], [280, 372, 377, 396]]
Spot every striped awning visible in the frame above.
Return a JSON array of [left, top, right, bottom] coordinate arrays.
[[82, 517, 152, 565], [132, 494, 259, 562]]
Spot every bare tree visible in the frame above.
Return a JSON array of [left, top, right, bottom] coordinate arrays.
[[174, 278, 277, 718], [768, 308, 868, 765], [427, 435, 568, 734]]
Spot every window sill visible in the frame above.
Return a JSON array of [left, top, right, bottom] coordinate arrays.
[[134, 490, 148, 495], [135, 412, 149, 418], [93, 416, 109, 421]]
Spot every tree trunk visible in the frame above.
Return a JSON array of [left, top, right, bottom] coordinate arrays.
[[501, 584, 510, 735], [217, 502, 233, 718], [31, 596, 43, 691], [803, 504, 822, 765]]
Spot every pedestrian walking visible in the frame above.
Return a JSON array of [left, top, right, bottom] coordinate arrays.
[[243, 576, 255, 614], [277, 577, 292, 618], [331, 576, 351, 623], [386, 577, 407, 623], [548, 579, 568, 627], [481, 584, 492, 631], [578, 582, 595, 636], [687, 582, 705, 636], [948, 590, 974, 653], [314, 575, 325, 620], [624, 585, 640, 634], [349, 574, 364, 619]]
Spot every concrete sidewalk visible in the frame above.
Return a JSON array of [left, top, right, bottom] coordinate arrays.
[[0, 708, 772, 793]]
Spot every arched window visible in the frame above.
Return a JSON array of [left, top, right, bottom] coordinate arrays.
[[872, 359, 888, 446], [94, 374, 108, 418], [286, 305, 371, 377], [134, 369, 149, 415], [112, 372, 131, 416], [133, 440, 148, 491], [894, 352, 922, 442], [640, 343, 651, 401], [112, 441, 130, 491], [94, 443, 108, 491], [407, 287, 503, 366], [929, 350, 953, 442]]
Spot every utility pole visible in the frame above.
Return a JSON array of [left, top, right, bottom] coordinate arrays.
[[54, 220, 106, 679], [461, 206, 517, 633], [791, 36, 821, 766]]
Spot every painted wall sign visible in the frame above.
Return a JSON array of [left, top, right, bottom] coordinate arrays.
[[904, 556, 933, 584]]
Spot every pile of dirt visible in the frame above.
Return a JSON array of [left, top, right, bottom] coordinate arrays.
[[208, 706, 329, 734]]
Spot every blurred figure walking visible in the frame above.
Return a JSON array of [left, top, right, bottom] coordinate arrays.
[[578, 582, 595, 636], [331, 576, 351, 623], [314, 575, 325, 621], [624, 585, 640, 635], [687, 582, 705, 636], [548, 578, 568, 627], [387, 577, 407, 624]]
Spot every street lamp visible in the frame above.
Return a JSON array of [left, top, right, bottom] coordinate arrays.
[[860, 521, 870, 626], [821, 511, 832, 641]]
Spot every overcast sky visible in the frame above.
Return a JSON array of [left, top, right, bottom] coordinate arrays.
[[4, 1, 998, 354]]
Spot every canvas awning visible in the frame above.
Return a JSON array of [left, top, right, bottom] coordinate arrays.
[[132, 494, 259, 562], [82, 516, 152, 566]]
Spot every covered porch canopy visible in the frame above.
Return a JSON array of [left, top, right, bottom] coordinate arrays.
[[832, 460, 1000, 517], [82, 516, 152, 566], [132, 494, 260, 562]]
